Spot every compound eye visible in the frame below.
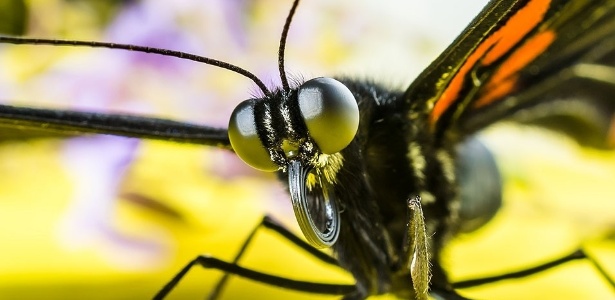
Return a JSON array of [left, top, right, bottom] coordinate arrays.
[[228, 100, 278, 171], [297, 77, 359, 154]]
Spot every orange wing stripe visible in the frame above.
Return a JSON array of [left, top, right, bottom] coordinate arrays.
[[429, 0, 551, 125], [474, 30, 555, 107], [482, 0, 551, 65]]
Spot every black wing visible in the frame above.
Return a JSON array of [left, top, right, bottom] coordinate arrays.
[[406, 0, 615, 148], [0, 104, 231, 148]]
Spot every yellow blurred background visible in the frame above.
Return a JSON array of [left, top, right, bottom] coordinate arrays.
[[0, 0, 613, 299]]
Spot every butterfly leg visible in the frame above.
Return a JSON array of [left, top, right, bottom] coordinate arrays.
[[452, 248, 615, 290], [153, 215, 355, 299], [208, 215, 342, 299], [403, 197, 470, 300], [403, 196, 430, 300]]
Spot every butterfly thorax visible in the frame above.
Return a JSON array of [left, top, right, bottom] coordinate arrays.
[[323, 79, 461, 297]]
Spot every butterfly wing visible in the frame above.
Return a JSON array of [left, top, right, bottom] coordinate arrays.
[[407, 0, 615, 148], [0, 104, 231, 148]]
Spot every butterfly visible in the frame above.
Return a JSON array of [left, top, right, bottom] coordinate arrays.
[[0, 0, 614, 299]]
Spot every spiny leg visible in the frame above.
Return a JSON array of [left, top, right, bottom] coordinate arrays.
[[403, 197, 469, 300], [403, 196, 430, 300], [452, 248, 615, 290], [153, 215, 354, 299], [153, 255, 355, 299], [208, 215, 341, 299]]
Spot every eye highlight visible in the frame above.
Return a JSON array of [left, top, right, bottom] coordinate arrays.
[[228, 99, 278, 171], [297, 77, 359, 154]]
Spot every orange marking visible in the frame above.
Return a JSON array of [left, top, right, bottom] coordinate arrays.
[[482, 1, 552, 65], [474, 30, 556, 107], [474, 78, 517, 109], [430, 0, 551, 125], [608, 117, 615, 147]]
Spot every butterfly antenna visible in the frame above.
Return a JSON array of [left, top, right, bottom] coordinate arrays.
[[0, 36, 271, 97], [278, 0, 300, 93]]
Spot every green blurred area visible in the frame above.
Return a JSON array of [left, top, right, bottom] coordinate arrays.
[[0, 0, 128, 36], [0, 0, 27, 35], [0, 1, 613, 300]]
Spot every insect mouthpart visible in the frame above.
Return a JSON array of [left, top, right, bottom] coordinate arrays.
[[288, 159, 341, 248]]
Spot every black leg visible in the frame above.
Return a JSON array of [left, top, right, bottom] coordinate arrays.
[[208, 215, 341, 299], [152, 255, 355, 299], [430, 288, 472, 300], [429, 263, 471, 300], [452, 248, 615, 290], [153, 215, 354, 299]]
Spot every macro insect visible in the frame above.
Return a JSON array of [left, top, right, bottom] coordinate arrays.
[[1, 0, 615, 299]]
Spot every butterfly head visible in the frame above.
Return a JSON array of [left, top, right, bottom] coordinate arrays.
[[228, 77, 359, 247], [228, 77, 359, 171]]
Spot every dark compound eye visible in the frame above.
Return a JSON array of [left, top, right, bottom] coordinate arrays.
[[228, 99, 278, 171], [297, 77, 359, 154], [229, 77, 359, 171]]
